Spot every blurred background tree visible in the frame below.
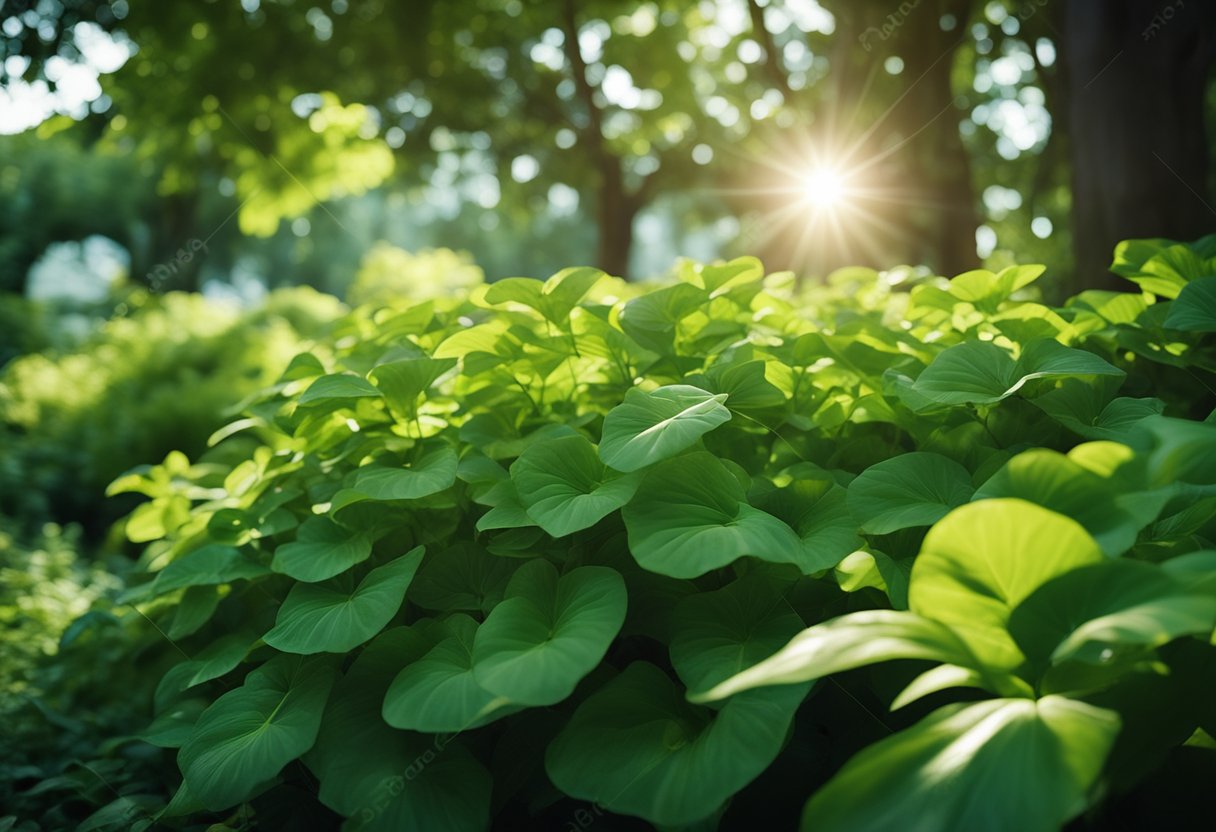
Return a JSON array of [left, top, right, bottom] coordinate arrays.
[[1, 0, 1214, 295]]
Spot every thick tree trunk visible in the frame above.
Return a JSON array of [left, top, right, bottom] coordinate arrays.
[[1063, 0, 1216, 293]]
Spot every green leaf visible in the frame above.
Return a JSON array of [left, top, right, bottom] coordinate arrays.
[[509, 434, 641, 537], [308, 628, 491, 832], [179, 654, 338, 811], [1164, 277, 1216, 332], [690, 610, 977, 703], [546, 661, 807, 826], [271, 517, 372, 583], [801, 696, 1120, 832], [154, 545, 269, 594], [909, 499, 1104, 670], [298, 374, 383, 407], [973, 447, 1147, 556], [368, 357, 457, 418], [332, 446, 459, 509], [382, 615, 515, 732], [410, 542, 515, 615], [1010, 558, 1216, 670], [485, 267, 603, 323], [599, 385, 731, 472], [471, 560, 626, 705], [264, 548, 424, 654], [669, 573, 805, 692], [751, 464, 862, 573], [622, 452, 802, 578], [848, 453, 974, 535], [912, 340, 1122, 406]]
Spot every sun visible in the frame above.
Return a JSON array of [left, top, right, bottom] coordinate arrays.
[[801, 167, 847, 209]]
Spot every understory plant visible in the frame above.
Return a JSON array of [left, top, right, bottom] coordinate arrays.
[[76, 240, 1216, 830]]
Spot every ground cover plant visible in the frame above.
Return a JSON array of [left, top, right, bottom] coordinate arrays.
[[36, 239, 1216, 831]]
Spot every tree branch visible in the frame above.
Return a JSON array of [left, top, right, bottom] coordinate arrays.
[[747, 0, 793, 98], [560, 0, 606, 154]]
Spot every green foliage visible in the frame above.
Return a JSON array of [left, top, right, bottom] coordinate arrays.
[[0, 287, 345, 533], [58, 244, 1216, 830]]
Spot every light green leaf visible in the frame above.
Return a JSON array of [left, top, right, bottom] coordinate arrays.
[[690, 610, 977, 703], [510, 434, 641, 537], [910, 499, 1104, 670], [368, 357, 457, 418], [848, 453, 974, 534], [801, 696, 1120, 832], [298, 374, 383, 407], [546, 661, 807, 827], [382, 615, 515, 732], [264, 548, 424, 654], [471, 560, 626, 705], [599, 385, 731, 472], [179, 654, 338, 811], [622, 452, 802, 578], [668, 573, 805, 692], [973, 448, 1147, 556]]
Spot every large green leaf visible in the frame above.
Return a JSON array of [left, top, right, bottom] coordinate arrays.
[[973, 448, 1148, 556], [471, 559, 626, 705], [308, 628, 491, 832], [848, 452, 974, 534], [331, 446, 459, 510], [1164, 277, 1216, 332], [909, 499, 1104, 670], [801, 696, 1120, 832], [153, 544, 269, 594], [509, 434, 641, 537], [621, 452, 802, 578], [912, 340, 1122, 406], [271, 516, 372, 583], [264, 548, 424, 654], [382, 614, 515, 732], [546, 662, 807, 826], [179, 654, 338, 811], [668, 573, 805, 692], [1010, 558, 1216, 670], [598, 385, 731, 472], [751, 465, 862, 573], [690, 610, 977, 703], [409, 542, 515, 615]]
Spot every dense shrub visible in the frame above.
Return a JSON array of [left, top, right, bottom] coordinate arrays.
[[0, 287, 345, 533], [52, 244, 1216, 830]]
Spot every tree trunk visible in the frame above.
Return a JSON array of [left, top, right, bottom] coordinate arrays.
[[1063, 0, 1216, 293], [595, 156, 637, 278]]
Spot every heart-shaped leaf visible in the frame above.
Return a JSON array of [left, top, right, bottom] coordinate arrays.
[[546, 661, 807, 826], [510, 434, 641, 537], [179, 654, 338, 810], [910, 499, 1104, 670], [271, 516, 372, 583], [471, 559, 626, 705], [622, 452, 802, 578], [264, 547, 424, 654], [382, 614, 515, 732], [801, 696, 1119, 832], [599, 385, 731, 472], [848, 452, 974, 535]]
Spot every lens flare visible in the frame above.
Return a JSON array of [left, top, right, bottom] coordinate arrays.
[[801, 168, 847, 209]]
